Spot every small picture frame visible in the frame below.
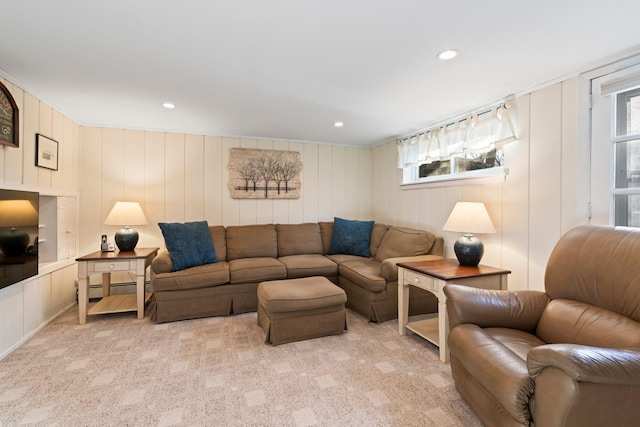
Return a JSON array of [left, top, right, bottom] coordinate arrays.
[[35, 134, 58, 170]]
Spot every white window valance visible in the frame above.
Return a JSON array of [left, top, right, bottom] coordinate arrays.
[[397, 101, 517, 168]]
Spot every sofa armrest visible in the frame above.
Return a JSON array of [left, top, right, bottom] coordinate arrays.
[[528, 344, 640, 385], [151, 250, 173, 275], [443, 284, 550, 331], [380, 254, 443, 282]]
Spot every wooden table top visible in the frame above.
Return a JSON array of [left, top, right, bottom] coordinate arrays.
[[397, 259, 511, 281], [76, 247, 159, 262]]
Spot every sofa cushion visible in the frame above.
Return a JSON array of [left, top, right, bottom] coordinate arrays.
[[375, 226, 435, 262], [325, 253, 367, 265], [536, 299, 640, 348], [370, 223, 389, 258], [152, 261, 230, 292], [338, 259, 386, 293], [276, 223, 323, 256], [278, 254, 338, 278], [328, 217, 375, 257], [228, 257, 287, 283], [158, 220, 217, 271], [257, 276, 346, 313], [226, 224, 277, 260], [209, 225, 227, 262]]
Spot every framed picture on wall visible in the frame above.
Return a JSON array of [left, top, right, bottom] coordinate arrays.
[[0, 80, 19, 148], [35, 134, 59, 170]]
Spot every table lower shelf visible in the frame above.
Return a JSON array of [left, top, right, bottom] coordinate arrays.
[[87, 292, 152, 316], [405, 314, 439, 347]]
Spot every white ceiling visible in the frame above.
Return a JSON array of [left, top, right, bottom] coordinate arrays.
[[2, 1, 640, 147]]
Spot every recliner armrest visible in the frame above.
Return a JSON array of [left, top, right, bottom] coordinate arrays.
[[528, 344, 640, 385], [444, 284, 549, 331]]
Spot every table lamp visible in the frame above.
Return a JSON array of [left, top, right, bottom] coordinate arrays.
[[104, 201, 148, 252], [442, 202, 496, 266]]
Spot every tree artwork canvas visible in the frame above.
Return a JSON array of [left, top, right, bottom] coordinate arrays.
[[228, 148, 302, 199]]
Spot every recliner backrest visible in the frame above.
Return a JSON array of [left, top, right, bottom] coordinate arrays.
[[544, 225, 640, 322]]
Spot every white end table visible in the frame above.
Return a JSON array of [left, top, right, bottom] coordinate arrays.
[[398, 259, 510, 362], [76, 247, 158, 324]]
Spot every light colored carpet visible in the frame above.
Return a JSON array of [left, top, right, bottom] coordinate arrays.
[[0, 307, 481, 427]]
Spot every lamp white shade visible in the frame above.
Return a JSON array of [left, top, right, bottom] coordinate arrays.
[[442, 202, 496, 234], [104, 202, 148, 226]]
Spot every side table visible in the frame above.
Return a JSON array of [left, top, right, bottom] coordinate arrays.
[[398, 259, 510, 362], [76, 247, 159, 324]]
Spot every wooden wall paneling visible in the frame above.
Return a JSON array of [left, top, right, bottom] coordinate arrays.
[[185, 134, 205, 222], [78, 127, 103, 255], [529, 84, 563, 291], [358, 148, 372, 220], [331, 145, 346, 219], [240, 138, 260, 225], [502, 95, 531, 290], [22, 93, 39, 187], [0, 78, 5, 181], [101, 128, 125, 243], [123, 130, 147, 245], [429, 187, 446, 237], [23, 278, 41, 335], [287, 141, 304, 224], [4, 81, 24, 184], [50, 269, 66, 316], [51, 110, 64, 189], [37, 102, 53, 188], [441, 186, 462, 259], [371, 145, 386, 223], [317, 144, 333, 221], [344, 147, 359, 219], [204, 136, 223, 226], [62, 264, 78, 310], [560, 78, 581, 232], [38, 274, 52, 324], [0, 288, 4, 352], [271, 140, 290, 225], [302, 143, 319, 223], [62, 117, 79, 191], [144, 131, 166, 249], [222, 137, 240, 226], [4, 283, 23, 350], [164, 133, 186, 221]]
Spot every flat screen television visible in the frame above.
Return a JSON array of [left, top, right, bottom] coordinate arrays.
[[0, 189, 39, 289]]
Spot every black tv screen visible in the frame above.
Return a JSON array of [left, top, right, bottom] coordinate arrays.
[[0, 189, 39, 289]]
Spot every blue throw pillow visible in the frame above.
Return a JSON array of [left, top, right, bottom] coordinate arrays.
[[328, 217, 375, 257], [158, 220, 217, 271]]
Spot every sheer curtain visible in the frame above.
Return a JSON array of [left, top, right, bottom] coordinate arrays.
[[397, 102, 517, 168]]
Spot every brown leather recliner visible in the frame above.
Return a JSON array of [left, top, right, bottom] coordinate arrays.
[[444, 225, 640, 427]]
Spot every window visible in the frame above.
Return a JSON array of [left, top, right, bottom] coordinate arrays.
[[613, 88, 640, 226], [397, 102, 515, 185]]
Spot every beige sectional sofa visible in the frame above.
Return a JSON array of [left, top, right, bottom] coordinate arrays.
[[149, 221, 443, 323]]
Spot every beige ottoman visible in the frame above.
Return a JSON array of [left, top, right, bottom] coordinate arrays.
[[257, 276, 347, 345]]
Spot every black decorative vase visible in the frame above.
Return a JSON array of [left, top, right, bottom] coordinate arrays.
[[453, 234, 484, 267], [114, 227, 139, 252]]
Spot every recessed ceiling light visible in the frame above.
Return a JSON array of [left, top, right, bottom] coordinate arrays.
[[162, 102, 175, 109], [334, 122, 344, 127], [437, 49, 459, 60]]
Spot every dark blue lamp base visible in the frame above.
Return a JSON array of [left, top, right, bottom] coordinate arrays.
[[114, 227, 139, 252], [453, 234, 484, 267]]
